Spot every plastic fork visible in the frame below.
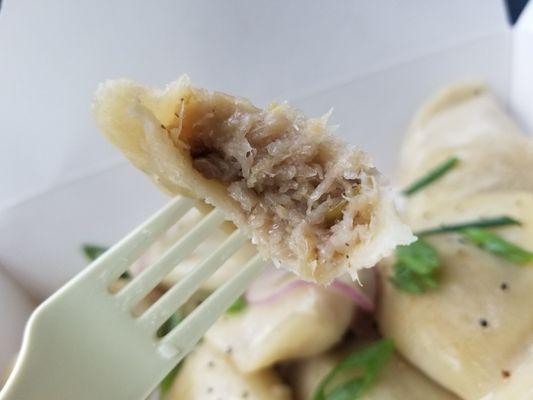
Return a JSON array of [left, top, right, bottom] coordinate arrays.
[[0, 196, 267, 400]]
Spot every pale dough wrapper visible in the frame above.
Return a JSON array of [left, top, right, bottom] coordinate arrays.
[[167, 342, 291, 400], [379, 83, 533, 399], [399, 82, 533, 224], [379, 192, 533, 400], [93, 76, 413, 283], [205, 279, 355, 372], [399, 82, 525, 184]]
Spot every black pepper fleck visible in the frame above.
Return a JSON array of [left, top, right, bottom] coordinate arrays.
[[346, 254, 349, 259], [207, 387, 213, 393], [242, 390, 249, 398], [160, 124, 166, 129], [501, 370, 511, 378], [500, 282, 508, 291], [207, 361, 215, 368], [174, 112, 180, 118], [226, 346, 233, 355], [479, 318, 489, 328]]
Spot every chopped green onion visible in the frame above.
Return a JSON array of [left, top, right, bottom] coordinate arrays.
[[157, 312, 183, 396], [326, 379, 366, 400], [157, 312, 182, 338], [159, 364, 181, 398], [119, 271, 131, 280], [313, 339, 394, 400], [82, 243, 130, 280], [390, 239, 440, 293], [415, 216, 521, 236], [395, 239, 439, 274], [226, 296, 247, 315], [402, 156, 459, 196], [461, 228, 533, 264], [82, 244, 108, 261], [392, 216, 527, 293], [391, 266, 439, 294]]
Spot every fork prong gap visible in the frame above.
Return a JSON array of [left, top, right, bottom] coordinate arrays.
[[139, 230, 249, 334], [115, 209, 226, 311], [86, 196, 195, 285], [160, 254, 266, 356]]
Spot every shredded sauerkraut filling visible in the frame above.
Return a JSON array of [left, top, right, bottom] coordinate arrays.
[[169, 90, 380, 273]]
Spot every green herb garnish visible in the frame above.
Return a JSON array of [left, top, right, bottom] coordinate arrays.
[[313, 339, 394, 400], [390, 239, 439, 293], [415, 216, 521, 236], [156, 312, 183, 397], [159, 365, 180, 398], [402, 156, 459, 196], [119, 271, 132, 280], [82, 243, 131, 279], [157, 312, 182, 338], [461, 228, 533, 264], [82, 244, 108, 261], [226, 296, 247, 314], [392, 216, 526, 293]]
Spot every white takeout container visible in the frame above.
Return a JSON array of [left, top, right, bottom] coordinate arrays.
[[0, 0, 532, 375]]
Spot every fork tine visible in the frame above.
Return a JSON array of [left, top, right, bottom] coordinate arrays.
[[115, 209, 226, 311], [138, 229, 248, 333], [87, 196, 195, 284], [159, 254, 266, 358]]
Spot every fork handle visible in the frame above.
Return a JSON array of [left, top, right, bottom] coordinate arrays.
[[0, 297, 172, 400]]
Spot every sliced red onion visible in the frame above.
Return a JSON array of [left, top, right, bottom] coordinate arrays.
[[245, 267, 375, 312], [245, 279, 312, 304], [330, 280, 375, 313], [245, 267, 310, 304]]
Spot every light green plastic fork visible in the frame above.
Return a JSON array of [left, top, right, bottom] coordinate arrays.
[[0, 196, 266, 400]]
